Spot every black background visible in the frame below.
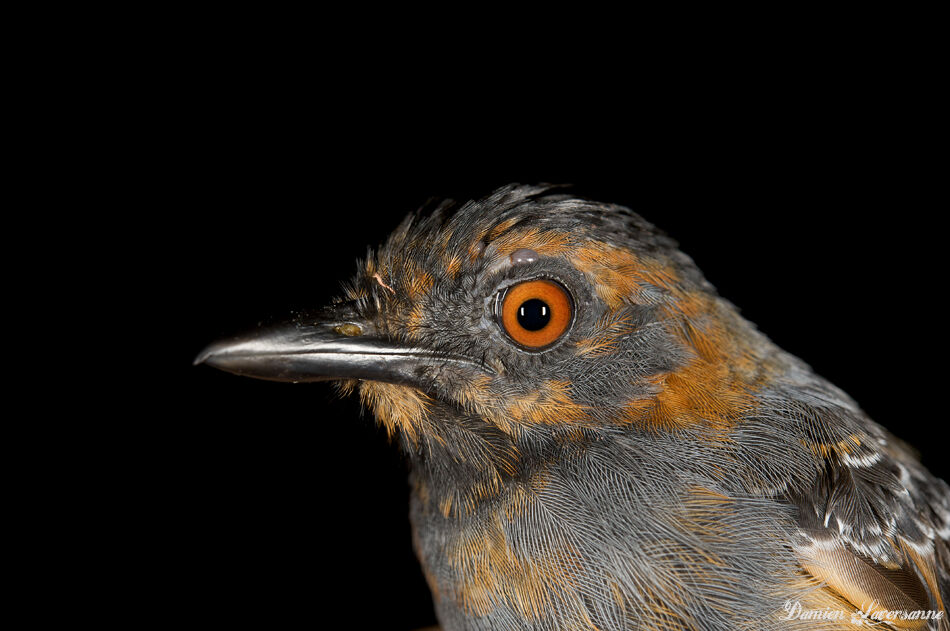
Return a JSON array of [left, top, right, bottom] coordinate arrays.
[[150, 60, 945, 629]]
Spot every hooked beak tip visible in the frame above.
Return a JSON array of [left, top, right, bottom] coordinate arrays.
[[193, 340, 227, 367], [193, 348, 211, 367]]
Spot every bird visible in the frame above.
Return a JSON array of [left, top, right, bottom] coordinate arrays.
[[196, 184, 949, 630]]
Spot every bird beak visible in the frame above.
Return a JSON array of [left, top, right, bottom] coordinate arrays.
[[195, 303, 479, 386]]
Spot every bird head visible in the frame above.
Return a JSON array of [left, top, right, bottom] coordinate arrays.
[[197, 184, 774, 483], [197, 185, 950, 630]]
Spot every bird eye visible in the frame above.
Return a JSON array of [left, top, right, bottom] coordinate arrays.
[[499, 280, 573, 349]]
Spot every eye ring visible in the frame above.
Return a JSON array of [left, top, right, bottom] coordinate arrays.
[[498, 279, 574, 350]]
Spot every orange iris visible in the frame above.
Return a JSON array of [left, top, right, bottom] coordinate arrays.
[[500, 280, 573, 349]]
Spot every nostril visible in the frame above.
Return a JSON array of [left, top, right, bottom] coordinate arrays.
[[333, 323, 363, 337]]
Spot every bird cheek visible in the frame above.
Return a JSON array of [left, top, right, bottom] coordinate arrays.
[[358, 381, 433, 446], [452, 374, 496, 413]]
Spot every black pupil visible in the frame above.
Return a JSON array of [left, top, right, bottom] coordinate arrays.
[[517, 298, 551, 331]]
